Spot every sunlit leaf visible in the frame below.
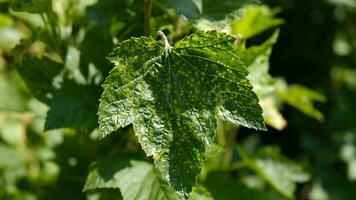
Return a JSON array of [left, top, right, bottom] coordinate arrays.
[[230, 5, 283, 39], [84, 158, 179, 200], [98, 30, 265, 197]]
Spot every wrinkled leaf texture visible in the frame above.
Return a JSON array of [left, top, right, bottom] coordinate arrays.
[[98, 30, 265, 198]]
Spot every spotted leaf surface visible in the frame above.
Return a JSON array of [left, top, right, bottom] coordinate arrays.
[[98, 30, 266, 198]]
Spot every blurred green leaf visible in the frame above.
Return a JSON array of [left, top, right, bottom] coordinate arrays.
[[0, 145, 25, 169], [204, 171, 282, 200], [337, 130, 356, 181], [243, 30, 287, 130], [0, 14, 14, 27], [11, 0, 52, 13], [44, 79, 100, 132], [190, 186, 214, 200], [84, 158, 179, 200], [277, 85, 326, 122], [230, 5, 283, 39], [15, 58, 62, 104], [0, 70, 29, 112], [168, 0, 251, 21], [244, 30, 279, 97], [237, 145, 310, 199]]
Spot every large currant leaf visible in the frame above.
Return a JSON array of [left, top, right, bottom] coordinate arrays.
[[98, 30, 265, 198]]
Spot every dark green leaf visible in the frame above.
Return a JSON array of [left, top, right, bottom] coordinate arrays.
[[11, 0, 52, 13], [15, 58, 62, 104], [44, 79, 100, 132], [204, 171, 281, 200], [98, 30, 265, 197]]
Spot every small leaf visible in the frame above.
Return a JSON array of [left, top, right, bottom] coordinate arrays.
[[98, 30, 265, 197], [277, 85, 326, 122], [243, 30, 287, 130], [237, 145, 310, 199], [84, 158, 179, 200], [230, 5, 284, 39]]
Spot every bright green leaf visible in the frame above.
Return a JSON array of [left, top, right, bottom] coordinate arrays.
[[190, 186, 214, 200], [0, 145, 25, 169], [230, 5, 283, 39], [84, 158, 179, 200], [0, 70, 29, 112], [243, 30, 287, 130], [244, 30, 279, 97], [98, 30, 265, 197]]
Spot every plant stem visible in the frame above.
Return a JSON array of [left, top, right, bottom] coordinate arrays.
[[144, 0, 153, 36], [157, 31, 172, 57], [222, 123, 239, 169]]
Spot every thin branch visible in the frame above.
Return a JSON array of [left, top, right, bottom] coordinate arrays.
[[144, 0, 153, 36]]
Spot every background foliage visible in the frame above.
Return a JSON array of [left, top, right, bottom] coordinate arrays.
[[0, 0, 355, 199]]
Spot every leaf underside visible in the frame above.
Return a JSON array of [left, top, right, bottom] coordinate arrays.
[[98, 30, 265, 198]]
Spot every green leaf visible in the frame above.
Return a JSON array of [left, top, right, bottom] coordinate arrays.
[[98, 30, 265, 197], [277, 85, 326, 122], [244, 30, 279, 97], [230, 5, 284, 39], [243, 30, 287, 130], [237, 146, 310, 199], [0, 145, 25, 169], [84, 158, 179, 200], [168, 0, 201, 20], [204, 171, 281, 200], [0, 70, 29, 112], [168, 0, 251, 21], [11, 0, 52, 13], [190, 186, 214, 200], [44, 79, 100, 132], [15, 58, 62, 104]]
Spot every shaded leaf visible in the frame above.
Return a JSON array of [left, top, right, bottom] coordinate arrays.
[[167, 0, 252, 31], [11, 0, 52, 13], [204, 171, 281, 200], [44, 79, 100, 132], [15, 58, 62, 104], [98, 30, 265, 197]]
